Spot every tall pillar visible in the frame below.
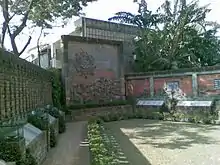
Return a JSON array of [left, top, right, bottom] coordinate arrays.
[[61, 36, 70, 105], [149, 76, 154, 97], [192, 73, 198, 97]]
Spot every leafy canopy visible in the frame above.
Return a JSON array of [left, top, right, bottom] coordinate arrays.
[[0, 0, 97, 55], [109, 0, 220, 71]]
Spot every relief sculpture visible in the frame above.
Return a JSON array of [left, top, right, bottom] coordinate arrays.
[[70, 78, 122, 104], [72, 49, 96, 78], [69, 49, 122, 104]]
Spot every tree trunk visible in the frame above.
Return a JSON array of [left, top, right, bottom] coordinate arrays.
[[37, 27, 44, 67]]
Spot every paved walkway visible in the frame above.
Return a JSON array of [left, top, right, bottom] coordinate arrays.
[[42, 121, 89, 165]]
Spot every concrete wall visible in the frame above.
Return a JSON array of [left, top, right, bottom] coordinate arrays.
[[61, 35, 125, 105], [27, 131, 47, 165], [74, 17, 138, 73], [125, 66, 220, 98], [68, 41, 119, 79]]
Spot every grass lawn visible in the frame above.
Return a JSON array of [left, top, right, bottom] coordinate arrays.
[[105, 119, 220, 165]]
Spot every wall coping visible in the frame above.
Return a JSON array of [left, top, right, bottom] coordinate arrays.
[[61, 35, 123, 46], [0, 48, 51, 80], [125, 65, 220, 79]]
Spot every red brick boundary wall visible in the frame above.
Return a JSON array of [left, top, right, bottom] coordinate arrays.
[[124, 66, 220, 97]]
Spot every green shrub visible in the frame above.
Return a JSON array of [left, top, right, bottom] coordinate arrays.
[[50, 127, 57, 148], [21, 149, 37, 165], [100, 114, 111, 122], [47, 106, 66, 134], [58, 115, 66, 133], [135, 109, 143, 119], [203, 117, 212, 124], [68, 100, 130, 110], [100, 112, 126, 123], [0, 136, 24, 163], [0, 136, 38, 165], [48, 68, 65, 109], [163, 112, 174, 121], [27, 111, 48, 131]]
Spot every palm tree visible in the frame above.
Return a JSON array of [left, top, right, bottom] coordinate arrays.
[[108, 0, 160, 29]]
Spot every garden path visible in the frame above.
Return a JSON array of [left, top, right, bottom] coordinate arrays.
[[42, 121, 90, 165]]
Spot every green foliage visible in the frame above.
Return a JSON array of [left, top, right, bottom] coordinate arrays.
[[46, 105, 66, 133], [68, 100, 130, 110], [1, 0, 97, 55], [162, 111, 216, 124], [109, 0, 159, 28], [110, 0, 220, 71], [27, 111, 49, 130], [88, 119, 130, 165], [58, 115, 66, 133], [0, 136, 37, 165], [0, 136, 25, 164], [48, 69, 65, 110], [91, 106, 216, 125], [21, 149, 37, 165], [49, 127, 57, 148], [88, 120, 118, 165]]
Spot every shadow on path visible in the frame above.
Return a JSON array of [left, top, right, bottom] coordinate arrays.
[[116, 119, 220, 150], [105, 119, 220, 165], [42, 121, 87, 165], [105, 122, 152, 165]]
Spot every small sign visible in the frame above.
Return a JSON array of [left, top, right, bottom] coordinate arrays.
[[137, 100, 164, 106], [177, 101, 213, 107]]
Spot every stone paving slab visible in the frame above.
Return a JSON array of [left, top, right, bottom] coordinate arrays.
[[106, 119, 220, 165], [42, 121, 88, 165]]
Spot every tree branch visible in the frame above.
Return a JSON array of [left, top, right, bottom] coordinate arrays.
[[7, 25, 19, 54], [5, 0, 34, 55], [12, 0, 34, 38], [19, 36, 32, 55], [37, 27, 44, 66], [1, 0, 9, 47], [1, 0, 19, 47], [1, 22, 7, 48], [1, 13, 16, 47]]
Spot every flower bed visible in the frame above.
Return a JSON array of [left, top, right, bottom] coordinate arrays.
[[88, 120, 129, 165]]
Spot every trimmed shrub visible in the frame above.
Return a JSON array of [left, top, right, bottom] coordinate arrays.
[[68, 100, 130, 110], [47, 106, 66, 134], [50, 127, 57, 147]]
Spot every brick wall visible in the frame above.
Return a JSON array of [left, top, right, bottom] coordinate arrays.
[[125, 66, 220, 98], [0, 49, 52, 122], [154, 76, 192, 95]]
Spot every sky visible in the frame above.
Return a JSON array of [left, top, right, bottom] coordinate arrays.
[[1, 0, 220, 58]]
